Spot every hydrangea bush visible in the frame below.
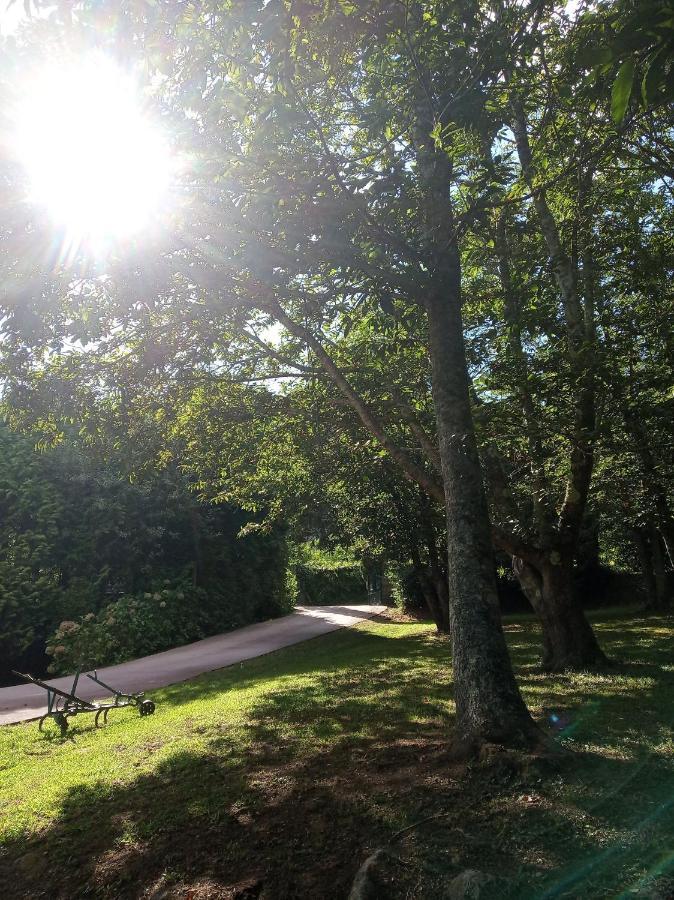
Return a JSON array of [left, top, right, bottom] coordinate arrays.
[[46, 574, 294, 674]]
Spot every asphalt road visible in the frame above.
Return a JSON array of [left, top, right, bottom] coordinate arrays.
[[0, 604, 385, 726]]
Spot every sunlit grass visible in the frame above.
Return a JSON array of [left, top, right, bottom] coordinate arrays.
[[1, 612, 673, 898]]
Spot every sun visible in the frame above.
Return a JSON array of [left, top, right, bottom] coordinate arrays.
[[13, 53, 173, 249]]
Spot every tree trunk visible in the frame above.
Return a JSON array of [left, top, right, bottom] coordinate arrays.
[[624, 409, 674, 568], [418, 496, 450, 632], [660, 520, 674, 570], [515, 553, 607, 671], [650, 522, 670, 610], [417, 567, 450, 633], [425, 283, 540, 749], [431, 568, 450, 633], [507, 104, 606, 670], [411, 538, 449, 633], [410, 85, 539, 748], [494, 210, 555, 540], [269, 277, 538, 748], [632, 523, 671, 611], [632, 525, 658, 608]]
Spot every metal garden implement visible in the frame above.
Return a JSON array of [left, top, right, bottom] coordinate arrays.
[[12, 669, 156, 735]]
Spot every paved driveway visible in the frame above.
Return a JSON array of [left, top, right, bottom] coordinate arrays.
[[0, 604, 385, 725]]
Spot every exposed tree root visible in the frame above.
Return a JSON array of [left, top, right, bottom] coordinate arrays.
[[443, 719, 556, 764], [388, 811, 458, 843], [347, 849, 406, 900]]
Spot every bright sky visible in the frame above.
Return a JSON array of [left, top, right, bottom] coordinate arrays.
[[8, 49, 175, 262], [1, 0, 33, 36], [2, 0, 587, 264]]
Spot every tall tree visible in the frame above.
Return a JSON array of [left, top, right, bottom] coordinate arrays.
[[0, 1, 545, 749]]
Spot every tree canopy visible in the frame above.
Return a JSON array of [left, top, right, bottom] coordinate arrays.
[[0, 0, 672, 749]]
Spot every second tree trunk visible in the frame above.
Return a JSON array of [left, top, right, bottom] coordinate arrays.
[[515, 554, 607, 671]]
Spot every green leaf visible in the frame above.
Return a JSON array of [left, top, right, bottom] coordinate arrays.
[[611, 57, 635, 122], [641, 44, 671, 106]]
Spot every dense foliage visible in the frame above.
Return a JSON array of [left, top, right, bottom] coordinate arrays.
[[293, 545, 367, 607], [0, 425, 293, 682], [46, 575, 294, 675]]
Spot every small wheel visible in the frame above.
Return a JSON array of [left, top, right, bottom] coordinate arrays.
[[38, 714, 49, 732], [53, 712, 69, 736], [139, 700, 155, 717]]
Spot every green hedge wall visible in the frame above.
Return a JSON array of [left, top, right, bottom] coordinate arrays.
[[295, 564, 367, 606]]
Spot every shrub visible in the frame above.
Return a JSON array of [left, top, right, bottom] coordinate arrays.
[[295, 564, 366, 606], [48, 583, 200, 673], [0, 421, 295, 681], [47, 567, 296, 675], [384, 564, 425, 612]]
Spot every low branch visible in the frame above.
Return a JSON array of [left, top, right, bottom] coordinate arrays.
[[492, 526, 544, 568], [267, 298, 445, 504], [385, 393, 442, 473]]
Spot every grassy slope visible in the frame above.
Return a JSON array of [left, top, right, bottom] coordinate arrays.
[[1, 611, 673, 899]]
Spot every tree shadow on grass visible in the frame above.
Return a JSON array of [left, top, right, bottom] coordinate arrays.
[[3, 614, 674, 899], [5, 708, 674, 899], [1, 730, 445, 899]]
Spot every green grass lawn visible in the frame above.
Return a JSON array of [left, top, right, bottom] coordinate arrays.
[[1, 610, 674, 899]]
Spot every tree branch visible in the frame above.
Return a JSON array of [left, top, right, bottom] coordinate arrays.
[[267, 298, 445, 504]]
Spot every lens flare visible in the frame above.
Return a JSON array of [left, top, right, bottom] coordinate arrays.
[[12, 52, 172, 253]]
